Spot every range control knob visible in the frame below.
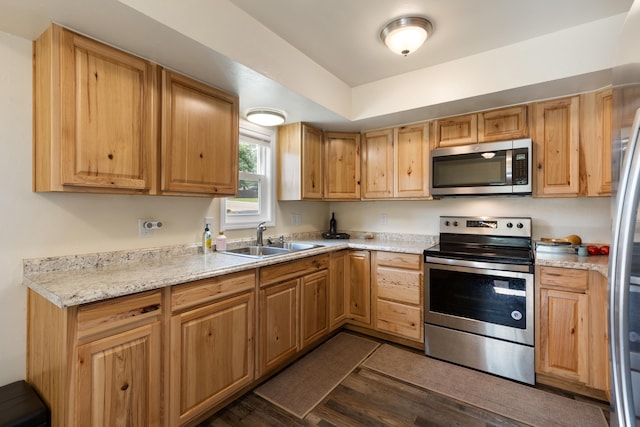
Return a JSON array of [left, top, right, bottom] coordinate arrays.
[[453, 221, 459, 227], [506, 222, 513, 228], [517, 223, 524, 229], [444, 221, 450, 226]]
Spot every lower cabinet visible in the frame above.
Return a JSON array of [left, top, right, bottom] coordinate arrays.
[[372, 251, 423, 342], [27, 289, 164, 427], [169, 271, 255, 426], [347, 250, 371, 325], [258, 255, 330, 376], [535, 266, 609, 400]]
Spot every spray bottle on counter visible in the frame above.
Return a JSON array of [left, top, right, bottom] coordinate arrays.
[[202, 223, 212, 253]]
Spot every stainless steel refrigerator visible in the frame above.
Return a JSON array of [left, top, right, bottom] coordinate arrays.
[[609, 3, 640, 423]]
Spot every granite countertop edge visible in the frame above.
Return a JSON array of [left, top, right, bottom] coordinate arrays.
[[23, 238, 432, 308], [24, 237, 610, 308]]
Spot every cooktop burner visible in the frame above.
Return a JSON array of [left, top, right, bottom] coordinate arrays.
[[424, 216, 534, 266]]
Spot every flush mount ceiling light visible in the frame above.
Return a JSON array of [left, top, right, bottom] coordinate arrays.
[[246, 108, 286, 126], [380, 16, 433, 56]]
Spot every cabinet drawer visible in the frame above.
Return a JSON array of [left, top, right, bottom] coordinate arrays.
[[376, 299, 423, 342], [260, 254, 329, 287], [172, 270, 256, 312], [376, 266, 422, 305], [375, 251, 421, 270], [539, 266, 588, 291], [77, 290, 161, 341]]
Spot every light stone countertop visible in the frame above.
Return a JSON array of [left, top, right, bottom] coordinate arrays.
[[23, 237, 435, 308], [24, 234, 609, 309], [534, 251, 609, 277]]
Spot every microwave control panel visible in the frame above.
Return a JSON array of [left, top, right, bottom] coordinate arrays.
[[513, 148, 529, 185]]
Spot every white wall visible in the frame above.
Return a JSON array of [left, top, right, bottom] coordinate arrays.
[[331, 197, 612, 244]]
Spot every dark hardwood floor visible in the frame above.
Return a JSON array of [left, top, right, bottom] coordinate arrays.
[[200, 354, 611, 427]]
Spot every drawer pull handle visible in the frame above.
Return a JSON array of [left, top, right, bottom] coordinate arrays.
[[141, 304, 160, 313]]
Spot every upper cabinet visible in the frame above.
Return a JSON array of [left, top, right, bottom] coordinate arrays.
[[33, 24, 239, 197], [582, 88, 613, 197], [432, 105, 528, 148], [532, 96, 581, 197], [362, 123, 430, 199], [34, 24, 157, 194], [324, 132, 361, 200], [277, 122, 323, 200], [161, 70, 238, 196]]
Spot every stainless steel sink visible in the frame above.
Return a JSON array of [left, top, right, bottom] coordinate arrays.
[[223, 242, 323, 258], [271, 242, 321, 251]]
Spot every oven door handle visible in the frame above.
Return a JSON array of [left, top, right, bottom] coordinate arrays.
[[425, 255, 532, 273]]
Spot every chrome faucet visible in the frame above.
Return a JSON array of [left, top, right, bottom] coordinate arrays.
[[256, 222, 267, 246]]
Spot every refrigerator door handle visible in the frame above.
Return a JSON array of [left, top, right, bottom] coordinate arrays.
[[611, 107, 640, 426]]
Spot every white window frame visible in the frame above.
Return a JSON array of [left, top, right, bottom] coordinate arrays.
[[220, 120, 276, 230]]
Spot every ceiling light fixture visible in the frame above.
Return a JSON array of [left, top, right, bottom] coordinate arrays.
[[380, 16, 433, 56], [246, 108, 286, 126]]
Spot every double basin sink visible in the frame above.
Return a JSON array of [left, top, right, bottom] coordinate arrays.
[[223, 242, 323, 258]]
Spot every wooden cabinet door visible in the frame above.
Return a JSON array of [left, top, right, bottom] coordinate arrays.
[[347, 250, 371, 325], [329, 250, 349, 329], [538, 288, 588, 383], [259, 279, 299, 375], [35, 24, 157, 193], [478, 105, 528, 142], [582, 88, 613, 196], [433, 113, 477, 147], [302, 124, 324, 199], [395, 123, 430, 198], [161, 69, 239, 196], [324, 132, 361, 199], [300, 270, 330, 348], [533, 96, 580, 196], [75, 322, 161, 427], [170, 292, 254, 425], [362, 129, 394, 199], [277, 123, 323, 200]]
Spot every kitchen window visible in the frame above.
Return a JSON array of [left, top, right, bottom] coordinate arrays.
[[221, 121, 275, 229]]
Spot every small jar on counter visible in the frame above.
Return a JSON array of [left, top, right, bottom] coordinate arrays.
[[215, 231, 227, 251]]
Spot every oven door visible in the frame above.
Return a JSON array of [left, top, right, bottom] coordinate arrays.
[[425, 257, 534, 346]]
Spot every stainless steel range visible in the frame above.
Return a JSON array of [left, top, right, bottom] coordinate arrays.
[[423, 216, 535, 384]]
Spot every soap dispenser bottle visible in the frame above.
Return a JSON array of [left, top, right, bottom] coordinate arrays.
[[329, 212, 337, 235], [202, 223, 212, 253]]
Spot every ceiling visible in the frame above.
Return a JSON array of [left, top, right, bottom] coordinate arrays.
[[229, 0, 633, 87], [0, 0, 634, 131]]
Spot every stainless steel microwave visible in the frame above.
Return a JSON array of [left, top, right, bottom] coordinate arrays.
[[430, 139, 532, 196]]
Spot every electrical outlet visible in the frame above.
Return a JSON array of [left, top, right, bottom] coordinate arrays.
[[138, 219, 151, 237], [205, 216, 214, 226], [291, 213, 301, 226], [381, 213, 388, 225]]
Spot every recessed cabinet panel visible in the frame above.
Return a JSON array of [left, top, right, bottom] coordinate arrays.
[[434, 114, 477, 147], [533, 96, 580, 196], [362, 129, 394, 199], [478, 106, 529, 142], [395, 123, 430, 198], [34, 24, 156, 193], [162, 70, 239, 196], [324, 132, 361, 199]]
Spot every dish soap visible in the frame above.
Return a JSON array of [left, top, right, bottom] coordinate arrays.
[[202, 223, 212, 253], [216, 231, 227, 251], [329, 212, 337, 235]]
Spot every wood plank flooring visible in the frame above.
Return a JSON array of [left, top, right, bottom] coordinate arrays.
[[200, 360, 610, 427]]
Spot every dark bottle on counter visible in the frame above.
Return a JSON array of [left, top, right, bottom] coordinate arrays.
[[329, 212, 337, 235]]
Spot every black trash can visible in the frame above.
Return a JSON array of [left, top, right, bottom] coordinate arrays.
[[0, 381, 49, 427]]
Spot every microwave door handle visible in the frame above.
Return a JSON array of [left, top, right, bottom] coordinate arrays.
[[505, 149, 513, 185]]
